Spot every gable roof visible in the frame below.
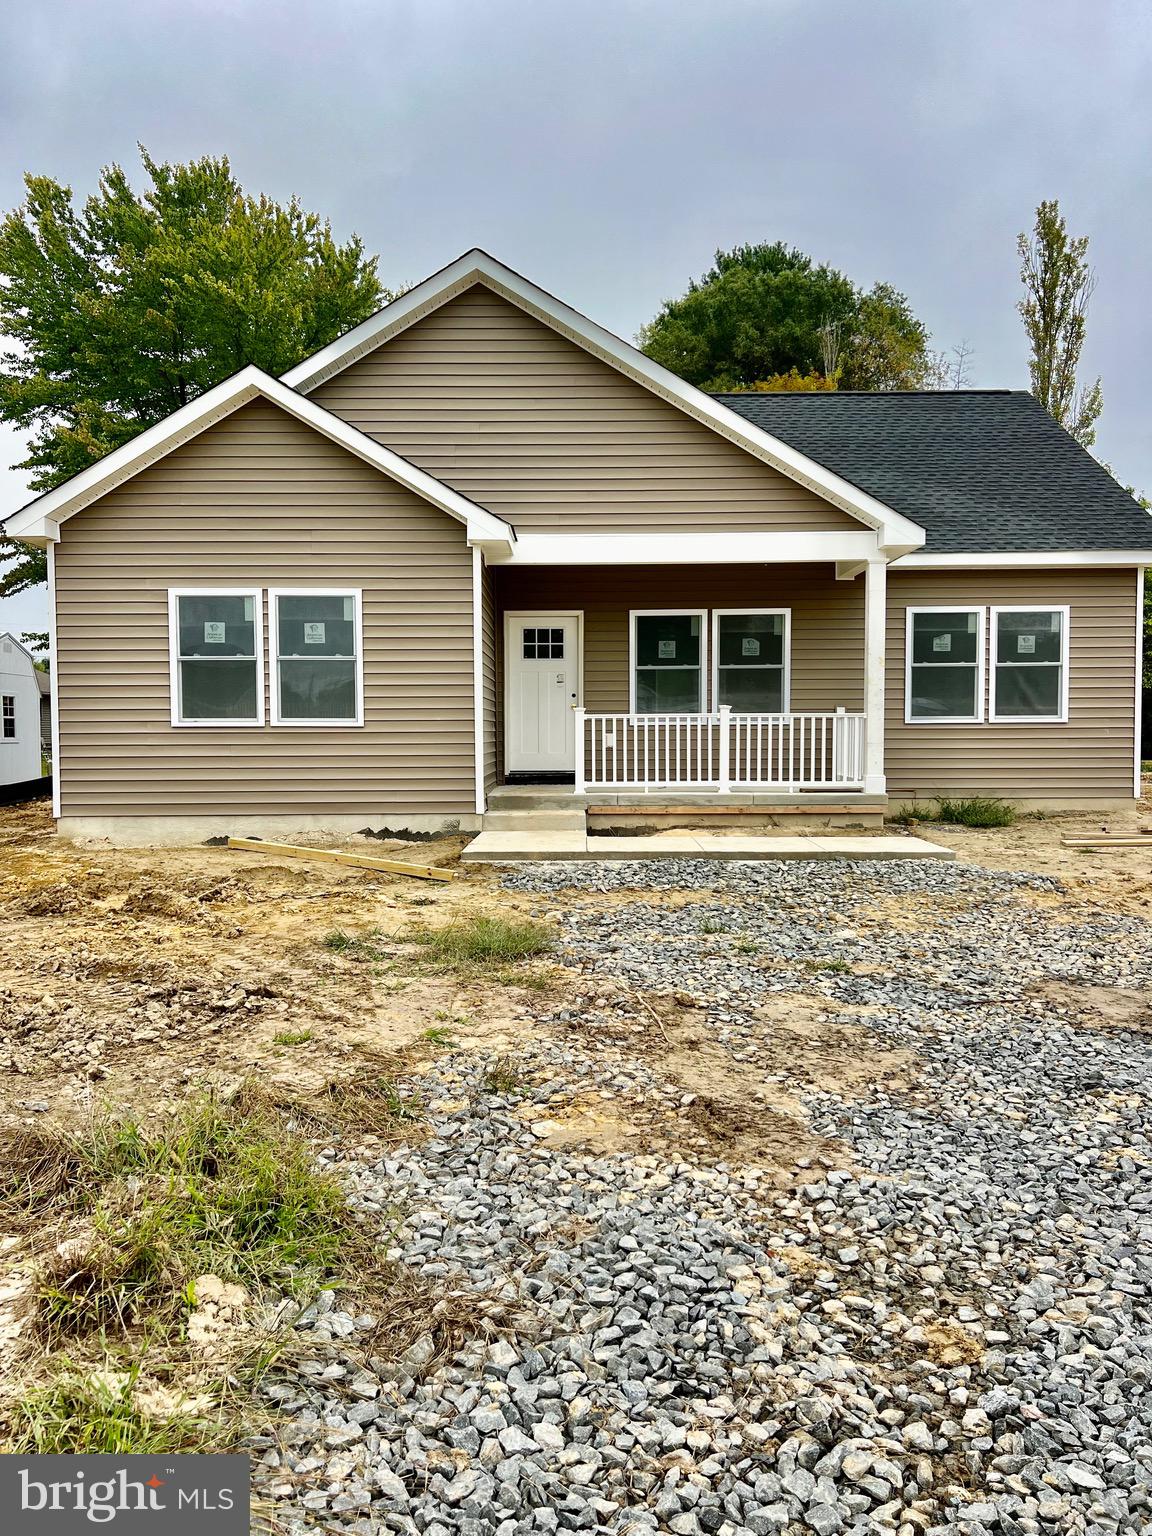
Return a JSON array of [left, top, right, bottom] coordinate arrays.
[[717, 390, 1152, 556], [283, 249, 925, 556], [4, 366, 514, 549], [0, 632, 35, 667]]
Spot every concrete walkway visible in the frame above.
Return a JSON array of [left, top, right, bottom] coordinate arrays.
[[462, 831, 954, 863]]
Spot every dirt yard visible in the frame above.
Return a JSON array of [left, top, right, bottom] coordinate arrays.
[[3, 794, 1150, 1142]]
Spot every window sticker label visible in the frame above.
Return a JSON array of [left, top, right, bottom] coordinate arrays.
[[343, 598, 354, 621], [933, 634, 952, 653], [204, 622, 226, 645], [1017, 634, 1036, 654], [243, 597, 254, 622], [742, 637, 761, 657], [304, 623, 326, 645], [658, 640, 676, 659]]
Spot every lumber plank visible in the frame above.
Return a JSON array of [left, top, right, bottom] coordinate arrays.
[[226, 836, 454, 881]]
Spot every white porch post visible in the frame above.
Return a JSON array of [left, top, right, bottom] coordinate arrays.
[[863, 557, 887, 795], [574, 707, 586, 794]]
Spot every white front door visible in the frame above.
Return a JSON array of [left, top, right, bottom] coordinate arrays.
[[505, 614, 580, 774]]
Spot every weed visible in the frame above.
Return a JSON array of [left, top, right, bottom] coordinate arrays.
[[807, 957, 852, 975], [272, 1029, 313, 1046], [698, 918, 726, 935], [22, 1091, 353, 1345], [734, 938, 759, 955], [492, 966, 559, 993], [321, 1072, 423, 1136], [422, 1027, 457, 1046], [323, 929, 387, 961], [408, 915, 552, 969], [482, 1056, 522, 1095], [8, 1364, 218, 1454], [934, 797, 1017, 828], [890, 803, 936, 824]]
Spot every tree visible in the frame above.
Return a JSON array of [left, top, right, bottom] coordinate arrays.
[[638, 241, 934, 392], [0, 147, 386, 594], [1017, 199, 1103, 448]]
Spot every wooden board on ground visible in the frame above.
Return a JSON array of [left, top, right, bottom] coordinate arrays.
[[226, 836, 454, 881], [1061, 837, 1152, 850]]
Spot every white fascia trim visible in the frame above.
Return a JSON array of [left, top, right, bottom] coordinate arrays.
[[4, 366, 513, 549], [0, 631, 36, 666], [488, 529, 883, 567], [895, 550, 1152, 569], [283, 249, 925, 553], [1136, 569, 1145, 799]]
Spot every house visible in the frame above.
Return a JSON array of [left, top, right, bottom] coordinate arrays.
[[35, 667, 52, 759], [4, 250, 1150, 844], [0, 633, 45, 787]]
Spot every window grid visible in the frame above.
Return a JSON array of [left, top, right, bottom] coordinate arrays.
[[2, 695, 14, 740], [522, 627, 565, 660]]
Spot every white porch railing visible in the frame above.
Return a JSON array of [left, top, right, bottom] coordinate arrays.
[[575, 705, 866, 793]]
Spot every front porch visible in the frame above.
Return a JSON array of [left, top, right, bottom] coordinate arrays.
[[485, 558, 889, 809]]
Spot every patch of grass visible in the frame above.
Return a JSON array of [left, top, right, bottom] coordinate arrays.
[[734, 938, 760, 955], [9, 1364, 218, 1454], [408, 914, 553, 968], [323, 928, 388, 962], [492, 966, 560, 993], [806, 957, 853, 975], [272, 1029, 313, 1046], [422, 1027, 457, 1047], [934, 796, 1017, 828], [320, 1071, 423, 1137], [482, 1056, 523, 1095], [698, 918, 726, 935], [891, 797, 1017, 829], [14, 1090, 354, 1346]]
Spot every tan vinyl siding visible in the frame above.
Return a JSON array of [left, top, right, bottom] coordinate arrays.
[[492, 566, 864, 738], [312, 287, 861, 535], [55, 400, 476, 819], [886, 569, 1138, 801], [481, 560, 498, 792]]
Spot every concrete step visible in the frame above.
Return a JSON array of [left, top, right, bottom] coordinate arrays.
[[482, 810, 587, 831], [461, 831, 955, 863], [486, 789, 585, 813]]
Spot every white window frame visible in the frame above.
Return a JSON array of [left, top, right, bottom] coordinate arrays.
[[904, 606, 987, 725], [168, 587, 265, 728], [268, 587, 364, 728], [629, 609, 708, 714], [989, 604, 1070, 724], [1, 694, 15, 742], [711, 608, 791, 714]]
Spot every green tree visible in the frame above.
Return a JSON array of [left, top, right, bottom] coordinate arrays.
[[0, 148, 386, 594], [638, 241, 933, 392], [1017, 199, 1103, 448]]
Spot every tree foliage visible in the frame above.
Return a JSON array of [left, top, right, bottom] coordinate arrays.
[[1017, 200, 1103, 449], [638, 242, 934, 392], [0, 147, 386, 594]]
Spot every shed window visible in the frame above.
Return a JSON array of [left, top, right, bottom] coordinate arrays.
[[906, 609, 984, 722], [991, 607, 1068, 722], [2, 695, 14, 740], [170, 591, 262, 725], [271, 590, 362, 725], [714, 611, 788, 712], [631, 612, 705, 713]]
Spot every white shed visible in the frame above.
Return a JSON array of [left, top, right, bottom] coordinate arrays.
[[0, 633, 45, 785]]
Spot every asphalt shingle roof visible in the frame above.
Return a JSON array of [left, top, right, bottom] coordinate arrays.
[[714, 389, 1152, 554]]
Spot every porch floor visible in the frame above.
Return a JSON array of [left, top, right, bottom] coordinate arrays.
[[462, 831, 954, 863]]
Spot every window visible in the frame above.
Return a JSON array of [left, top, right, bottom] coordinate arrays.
[[631, 611, 706, 713], [991, 607, 1068, 722], [905, 608, 984, 723], [168, 590, 263, 725], [523, 627, 564, 660], [270, 589, 362, 725], [1, 696, 14, 740], [713, 610, 789, 712]]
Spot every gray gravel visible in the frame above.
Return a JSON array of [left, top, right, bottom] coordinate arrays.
[[257, 858, 1152, 1536]]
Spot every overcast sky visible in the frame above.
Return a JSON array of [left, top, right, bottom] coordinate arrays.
[[1, 0, 1150, 639]]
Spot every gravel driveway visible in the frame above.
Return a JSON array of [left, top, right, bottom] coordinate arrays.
[[262, 858, 1152, 1536]]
